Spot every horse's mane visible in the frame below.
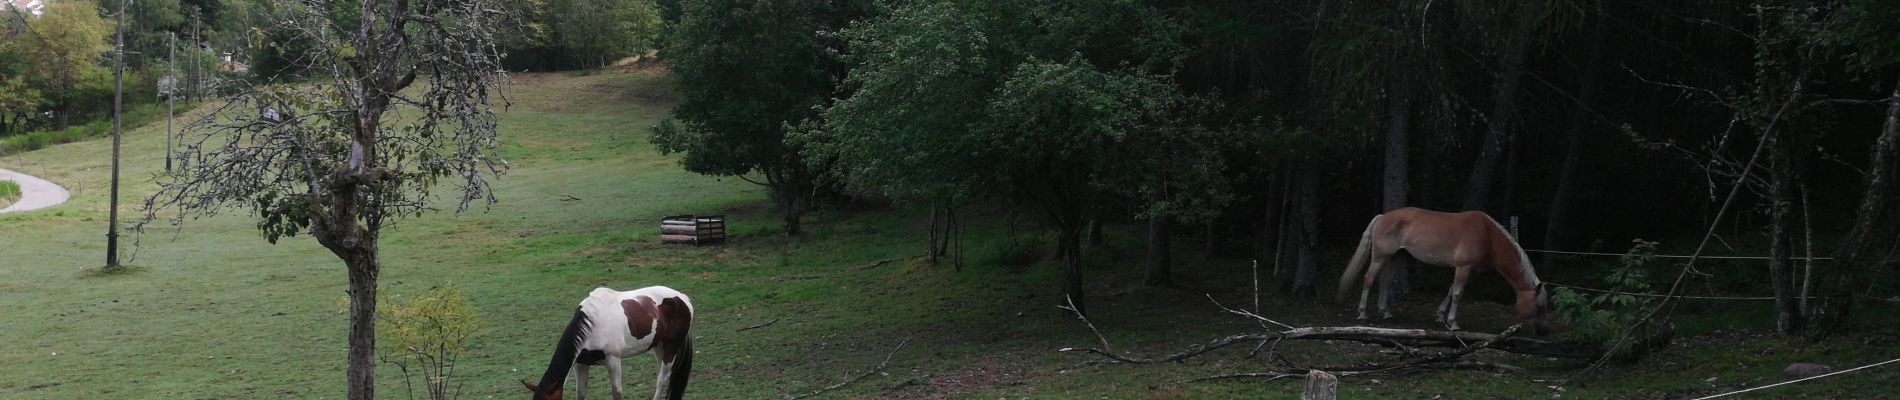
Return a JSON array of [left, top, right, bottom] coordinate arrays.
[[1483, 214, 1541, 287], [535, 307, 593, 394]]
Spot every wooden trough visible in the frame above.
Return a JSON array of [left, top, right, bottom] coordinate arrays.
[[660, 215, 725, 245]]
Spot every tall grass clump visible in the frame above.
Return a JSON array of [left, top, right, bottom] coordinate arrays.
[[0, 181, 20, 207]]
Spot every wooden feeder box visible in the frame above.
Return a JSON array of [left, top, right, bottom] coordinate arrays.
[[660, 215, 725, 245]]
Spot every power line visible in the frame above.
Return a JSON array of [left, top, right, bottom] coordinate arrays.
[[1689, 358, 1900, 399], [1527, 248, 1832, 261]]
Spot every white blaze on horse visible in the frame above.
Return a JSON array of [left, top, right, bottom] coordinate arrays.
[[522, 286, 696, 400], [1335, 207, 1551, 334]]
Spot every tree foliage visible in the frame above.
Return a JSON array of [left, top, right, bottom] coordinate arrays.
[[811, 0, 1222, 313], [651, 0, 867, 235], [10, 0, 111, 127], [139, 0, 511, 397]]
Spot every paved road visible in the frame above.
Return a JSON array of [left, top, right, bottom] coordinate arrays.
[[0, 167, 70, 214]]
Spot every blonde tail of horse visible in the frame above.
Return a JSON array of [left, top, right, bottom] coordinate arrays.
[[1335, 215, 1381, 302]]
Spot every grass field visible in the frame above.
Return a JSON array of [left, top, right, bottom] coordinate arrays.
[[3, 69, 1897, 399]]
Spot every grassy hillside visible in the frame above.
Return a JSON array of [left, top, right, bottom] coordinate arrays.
[[3, 70, 1896, 399]]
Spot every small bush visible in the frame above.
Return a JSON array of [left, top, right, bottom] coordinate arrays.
[[1552, 239, 1663, 357], [377, 285, 480, 400], [981, 234, 1048, 271], [0, 103, 175, 155], [1, 181, 20, 206]]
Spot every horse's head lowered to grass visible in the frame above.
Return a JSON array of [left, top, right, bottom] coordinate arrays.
[[1519, 282, 1552, 336], [1338, 207, 1554, 335], [525, 286, 696, 400]]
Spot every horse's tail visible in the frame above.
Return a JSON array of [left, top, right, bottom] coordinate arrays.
[[1335, 214, 1382, 302], [668, 336, 693, 400]]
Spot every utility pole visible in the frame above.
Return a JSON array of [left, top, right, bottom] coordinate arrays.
[[167, 32, 175, 172], [106, 0, 126, 270]]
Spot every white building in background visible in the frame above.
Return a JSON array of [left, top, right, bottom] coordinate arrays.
[[4, 0, 42, 17]]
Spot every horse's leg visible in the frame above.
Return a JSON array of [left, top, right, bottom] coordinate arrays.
[[607, 356, 626, 400], [1445, 266, 1472, 331], [1365, 255, 1393, 320], [574, 363, 591, 400], [651, 341, 681, 400], [650, 357, 673, 400], [1436, 286, 1455, 324]]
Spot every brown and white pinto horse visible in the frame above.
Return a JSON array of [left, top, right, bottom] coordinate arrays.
[[1335, 207, 1550, 334], [523, 286, 695, 400]]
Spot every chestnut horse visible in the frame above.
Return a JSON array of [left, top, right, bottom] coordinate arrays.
[[523, 286, 695, 400], [1335, 207, 1550, 334]]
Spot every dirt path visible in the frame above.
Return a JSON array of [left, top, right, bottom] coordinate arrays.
[[0, 167, 70, 214]]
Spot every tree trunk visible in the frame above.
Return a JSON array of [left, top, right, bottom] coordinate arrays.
[[1768, 131, 1803, 334], [343, 248, 380, 400], [1816, 75, 1900, 330], [1501, 134, 1521, 219], [1301, 370, 1338, 400], [1089, 217, 1105, 246], [765, 162, 811, 236], [1462, 2, 1540, 213], [1062, 223, 1087, 315], [928, 206, 941, 264], [1146, 216, 1173, 287], [1545, 3, 1608, 263], [1293, 159, 1321, 298], [1381, 78, 1413, 302], [1261, 163, 1286, 278], [1203, 221, 1218, 259]]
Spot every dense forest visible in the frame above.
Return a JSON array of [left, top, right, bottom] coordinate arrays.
[[649, 0, 1899, 336]]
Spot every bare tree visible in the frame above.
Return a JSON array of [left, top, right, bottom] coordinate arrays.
[[138, 0, 510, 398]]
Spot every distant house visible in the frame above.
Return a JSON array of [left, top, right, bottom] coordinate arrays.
[[218, 53, 249, 73], [4, 0, 42, 17]]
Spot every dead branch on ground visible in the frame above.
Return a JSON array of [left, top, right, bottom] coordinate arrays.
[[736, 318, 780, 332], [1057, 295, 1602, 387], [855, 258, 901, 271], [786, 337, 912, 400]]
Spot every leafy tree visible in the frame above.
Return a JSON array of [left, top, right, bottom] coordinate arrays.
[[548, 0, 661, 67], [650, 0, 868, 235], [815, 0, 1217, 314], [1809, 0, 1900, 331], [13, 0, 112, 128], [139, 0, 511, 398], [0, 76, 40, 135]]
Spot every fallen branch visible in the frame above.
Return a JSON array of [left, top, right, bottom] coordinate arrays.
[[558, 194, 581, 201], [1183, 371, 1304, 384], [1207, 294, 1298, 330], [855, 258, 901, 271], [1164, 326, 1524, 390], [1061, 323, 1597, 362], [786, 337, 912, 400], [736, 318, 780, 332]]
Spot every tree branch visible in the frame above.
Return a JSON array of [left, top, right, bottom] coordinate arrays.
[[786, 337, 911, 400]]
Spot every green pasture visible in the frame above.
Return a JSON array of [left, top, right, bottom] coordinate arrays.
[[2, 70, 1894, 399]]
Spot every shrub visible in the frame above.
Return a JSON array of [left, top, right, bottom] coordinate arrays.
[[376, 285, 480, 400], [981, 234, 1048, 271], [0, 103, 175, 155], [0, 181, 19, 207], [1551, 239, 1663, 357]]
